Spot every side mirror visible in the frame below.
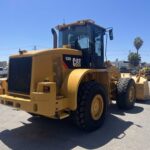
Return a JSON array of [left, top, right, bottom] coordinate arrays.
[[109, 29, 113, 40]]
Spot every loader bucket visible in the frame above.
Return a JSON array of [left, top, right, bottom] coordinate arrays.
[[132, 76, 150, 100]]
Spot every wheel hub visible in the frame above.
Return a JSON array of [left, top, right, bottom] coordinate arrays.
[[91, 95, 104, 120]]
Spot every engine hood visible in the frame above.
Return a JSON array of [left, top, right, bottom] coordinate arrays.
[[10, 48, 82, 59]]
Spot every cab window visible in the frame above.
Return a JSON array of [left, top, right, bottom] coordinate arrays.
[[95, 33, 102, 56]]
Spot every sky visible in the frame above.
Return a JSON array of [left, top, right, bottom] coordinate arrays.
[[0, 0, 149, 62]]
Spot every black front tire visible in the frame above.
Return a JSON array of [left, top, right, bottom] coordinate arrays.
[[117, 78, 136, 110], [72, 81, 108, 132]]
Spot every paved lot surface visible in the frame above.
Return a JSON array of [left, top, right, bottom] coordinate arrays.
[[0, 83, 150, 150]]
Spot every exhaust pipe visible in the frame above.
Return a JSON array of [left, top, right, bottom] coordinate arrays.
[[51, 28, 57, 48]]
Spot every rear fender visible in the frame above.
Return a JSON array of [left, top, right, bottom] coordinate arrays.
[[62, 69, 108, 110], [66, 69, 91, 110]]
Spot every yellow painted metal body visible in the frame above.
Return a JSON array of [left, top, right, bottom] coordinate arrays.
[[0, 48, 149, 119], [0, 48, 111, 119], [132, 75, 150, 100]]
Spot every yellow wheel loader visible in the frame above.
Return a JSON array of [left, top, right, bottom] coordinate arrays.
[[0, 20, 141, 131]]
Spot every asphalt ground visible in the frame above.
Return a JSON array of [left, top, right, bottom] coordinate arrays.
[[0, 83, 150, 150]]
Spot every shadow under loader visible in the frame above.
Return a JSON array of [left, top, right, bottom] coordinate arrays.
[[0, 105, 143, 150]]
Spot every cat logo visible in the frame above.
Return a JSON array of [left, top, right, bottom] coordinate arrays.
[[63, 54, 82, 68], [73, 58, 81, 67]]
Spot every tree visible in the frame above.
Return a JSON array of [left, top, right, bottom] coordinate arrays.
[[134, 37, 143, 55], [128, 52, 141, 67]]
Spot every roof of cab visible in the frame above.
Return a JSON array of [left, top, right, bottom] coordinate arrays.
[[56, 19, 106, 31]]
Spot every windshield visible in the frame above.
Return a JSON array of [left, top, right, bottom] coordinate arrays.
[[59, 26, 89, 50]]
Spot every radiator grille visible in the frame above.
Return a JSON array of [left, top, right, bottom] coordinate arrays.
[[8, 57, 32, 95]]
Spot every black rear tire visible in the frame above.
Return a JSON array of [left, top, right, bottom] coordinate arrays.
[[117, 78, 136, 110], [72, 81, 108, 132]]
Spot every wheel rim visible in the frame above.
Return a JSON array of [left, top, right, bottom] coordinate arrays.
[[91, 95, 104, 121], [129, 86, 135, 102]]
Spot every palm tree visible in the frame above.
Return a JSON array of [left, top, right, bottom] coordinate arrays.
[[134, 37, 143, 55]]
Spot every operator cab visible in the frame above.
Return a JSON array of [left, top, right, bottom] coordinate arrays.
[[52, 20, 113, 69]]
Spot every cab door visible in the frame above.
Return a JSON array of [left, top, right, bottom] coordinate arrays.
[[91, 28, 104, 68]]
